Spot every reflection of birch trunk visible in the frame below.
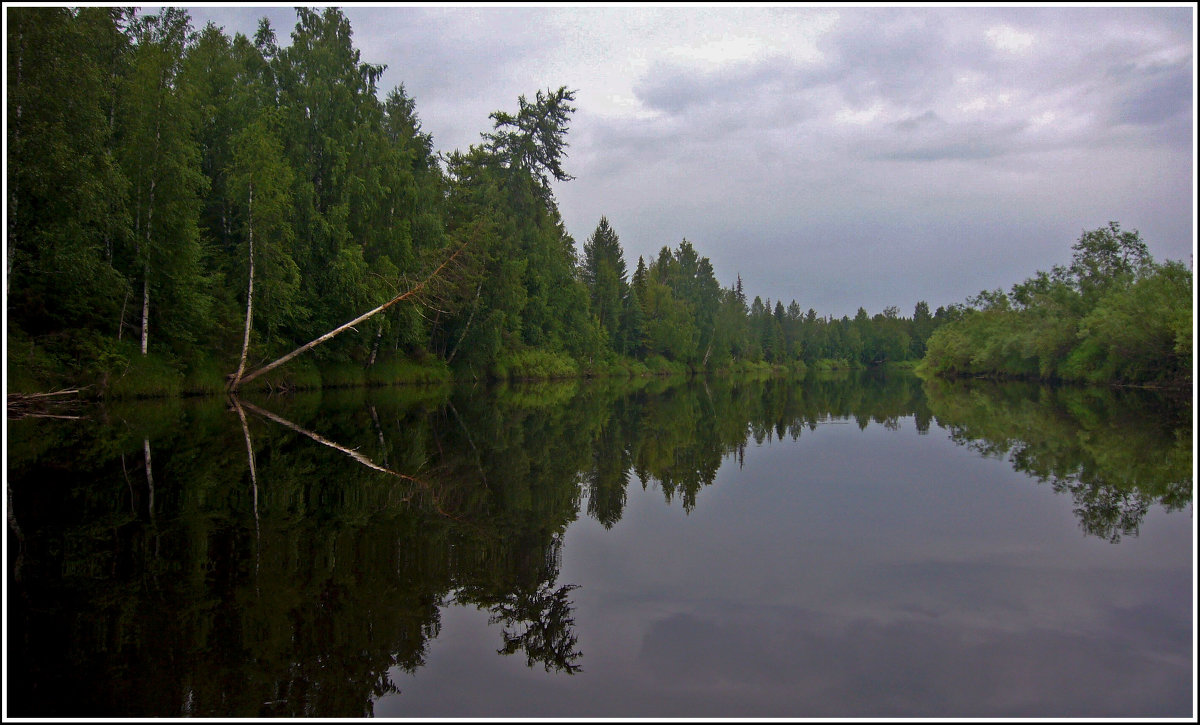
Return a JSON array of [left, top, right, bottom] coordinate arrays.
[[144, 438, 155, 518], [233, 241, 468, 390], [7, 479, 24, 583], [447, 400, 488, 486], [232, 399, 260, 527], [144, 438, 159, 558], [231, 398, 261, 592], [368, 404, 388, 467], [121, 453, 136, 513]]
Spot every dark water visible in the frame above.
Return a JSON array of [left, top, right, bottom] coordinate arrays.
[[5, 371, 1194, 718]]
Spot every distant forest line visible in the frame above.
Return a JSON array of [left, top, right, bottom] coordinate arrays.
[[7, 8, 1192, 397]]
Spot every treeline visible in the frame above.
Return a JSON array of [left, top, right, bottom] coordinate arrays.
[[920, 222, 1192, 388], [583, 221, 953, 374], [7, 7, 944, 396]]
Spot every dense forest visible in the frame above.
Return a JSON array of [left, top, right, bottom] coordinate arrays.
[[7, 8, 1190, 397], [920, 222, 1192, 387], [6, 7, 955, 397]]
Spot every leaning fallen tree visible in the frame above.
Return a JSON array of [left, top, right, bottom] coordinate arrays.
[[229, 240, 471, 391]]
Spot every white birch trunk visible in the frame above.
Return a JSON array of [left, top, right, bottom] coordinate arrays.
[[231, 178, 255, 389], [141, 94, 162, 356], [141, 265, 150, 355], [141, 172, 156, 356]]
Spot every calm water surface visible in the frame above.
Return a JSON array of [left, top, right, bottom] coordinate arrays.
[[6, 372, 1194, 717]]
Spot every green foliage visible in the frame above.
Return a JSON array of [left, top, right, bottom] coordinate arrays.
[[639, 275, 699, 363], [181, 354, 232, 396], [105, 346, 185, 399], [581, 216, 630, 352], [493, 349, 580, 381], [247, 355, 323, 392], [317, 360, 368, 388], [119, 8, 213, 356], [922, 223, 1192, 387], [483, 86, 577, 199], [8, 7, 131, 341], [226, 109, 301, 351], [809, 358, 857, 372], [364, 354, 452, 386], [642, 355, 690, 377]]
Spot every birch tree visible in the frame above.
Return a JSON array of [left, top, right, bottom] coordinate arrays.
[[119, 8, 210, 356], [226, 113, 297, 387]]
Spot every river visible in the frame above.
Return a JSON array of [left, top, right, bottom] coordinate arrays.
[[5, 370, 1193, 717]]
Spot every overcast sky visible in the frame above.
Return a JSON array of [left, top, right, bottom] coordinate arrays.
[[183, 3, 1195, 318]]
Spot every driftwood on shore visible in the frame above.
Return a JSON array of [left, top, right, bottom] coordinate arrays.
[[6, 389, 85, 419]]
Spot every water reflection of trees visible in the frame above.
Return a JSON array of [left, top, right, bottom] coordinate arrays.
[[7, 385, 588, 717], [922, 378, 1192, 542], [6, 371, 1189, 717]]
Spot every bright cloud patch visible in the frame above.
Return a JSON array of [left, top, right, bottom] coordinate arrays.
[[986, 25, 1034, 52], [835, 102, 885, 125], [666, 36, 768, 69]]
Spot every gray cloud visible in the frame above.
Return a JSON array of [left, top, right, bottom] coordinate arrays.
[[874, 118, 1032, 162], [634, 54, 804, 116], [1111, 60, 1192, 128]]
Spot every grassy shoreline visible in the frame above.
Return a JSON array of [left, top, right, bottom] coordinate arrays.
[[16, 342, 1180, 403], [7, 349, 816, 402]]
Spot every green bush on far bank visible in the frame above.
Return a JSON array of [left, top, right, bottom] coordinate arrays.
[[248, 356, 323, 393], [365, 354, 452, 386], [492, 349, 580, 381], [809, 358, 857, 372], [643, 355, 689, 377], [919, 224, 1191, 389], [578, 356, 655, 379], [105, 348, 185, 399]]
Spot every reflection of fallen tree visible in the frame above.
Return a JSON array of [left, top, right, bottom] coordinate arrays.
[[233, 397, 468, 523], [233, 394, 584, 677]]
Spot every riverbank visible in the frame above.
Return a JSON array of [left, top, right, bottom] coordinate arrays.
[[912, 359, 1192, 396], [6, 344, 817, 402]]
